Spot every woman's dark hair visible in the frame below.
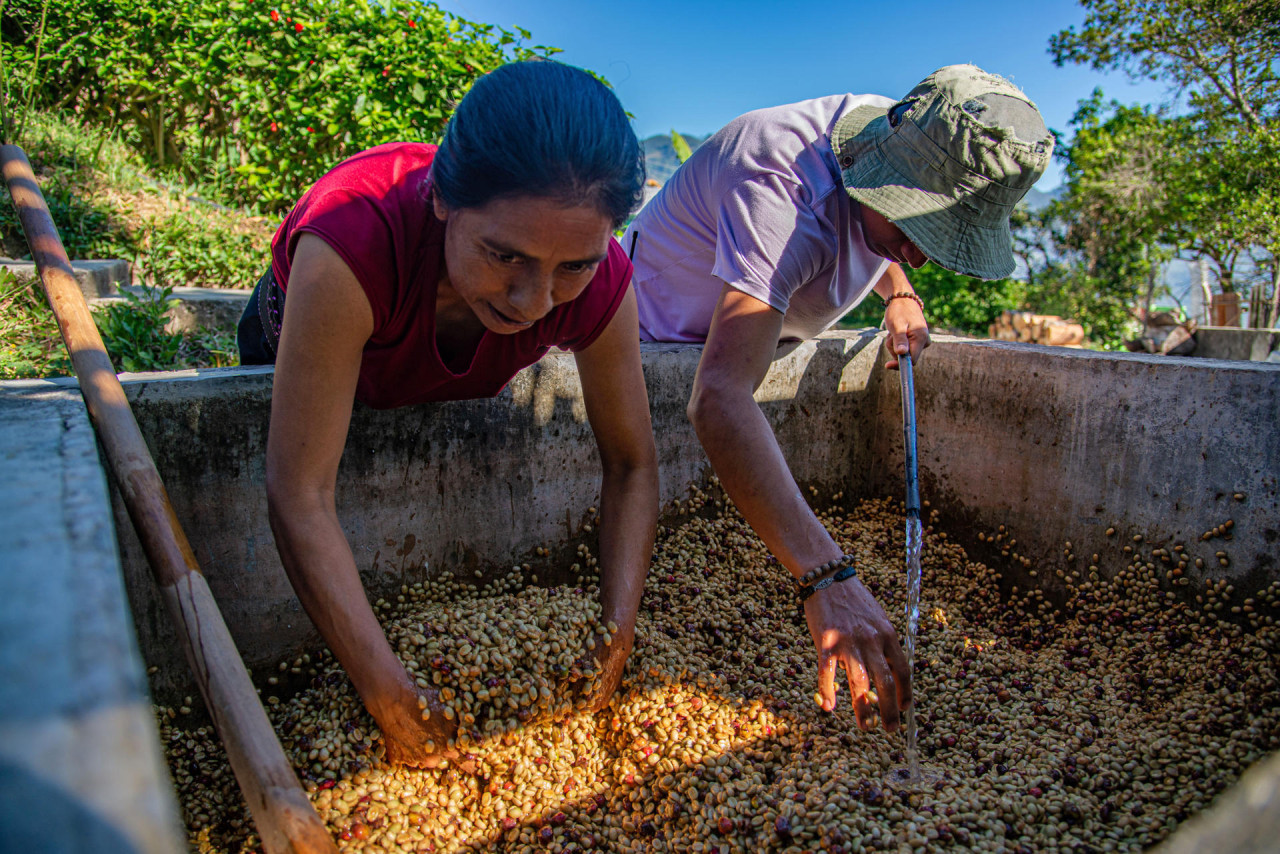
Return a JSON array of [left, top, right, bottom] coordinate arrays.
[[432, 61, 644, 229]]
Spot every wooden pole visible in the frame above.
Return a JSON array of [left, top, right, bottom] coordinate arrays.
[[1, 144, 338, 854]]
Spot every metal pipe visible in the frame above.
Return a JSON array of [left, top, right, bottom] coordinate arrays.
[[0, 144, 338, 854]]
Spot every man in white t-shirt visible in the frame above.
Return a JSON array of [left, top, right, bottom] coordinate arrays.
[[624, 64, 1052, 734]]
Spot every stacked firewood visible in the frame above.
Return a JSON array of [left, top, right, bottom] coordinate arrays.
[[988, 311, 1086, 346]]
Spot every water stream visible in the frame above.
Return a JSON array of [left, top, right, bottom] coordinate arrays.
[[903, 513, 923, 780], [888, 356, 933, 787]]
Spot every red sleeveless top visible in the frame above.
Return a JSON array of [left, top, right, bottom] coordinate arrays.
[[270, 143, 632, 409]]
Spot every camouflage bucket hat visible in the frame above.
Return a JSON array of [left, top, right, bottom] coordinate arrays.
[[830, 64, 1054, 280]]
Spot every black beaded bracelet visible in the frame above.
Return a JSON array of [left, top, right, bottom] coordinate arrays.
[[798, 564, 859, 602], [796, 553, 857, 588]]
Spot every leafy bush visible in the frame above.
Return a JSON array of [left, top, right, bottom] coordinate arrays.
[[835, 263, 1027, 337], [0, 111, 274, 291], [1, 267, 241, 377], [4, 0, 555, 211], [0, 117, 134, 260], [93, 285, 185, 372]]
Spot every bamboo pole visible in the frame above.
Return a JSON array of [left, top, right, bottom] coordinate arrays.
[[1, 144, 338, 854]]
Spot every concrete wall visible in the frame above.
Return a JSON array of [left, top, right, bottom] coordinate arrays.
[[109, 334, 885, 701], [46, 333, 1280, 701], [0, 384, 186, 854], [862, 340, 1280, 603], [2, 332, 1276, 852], [1192, 326, 1279, 362]]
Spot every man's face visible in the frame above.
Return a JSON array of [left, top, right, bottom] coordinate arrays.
[[858, 204, 928, 269]]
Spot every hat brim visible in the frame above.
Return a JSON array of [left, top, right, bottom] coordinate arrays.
[[832, 105, 1016, 281]]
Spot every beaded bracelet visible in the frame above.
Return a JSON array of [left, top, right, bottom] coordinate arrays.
[[796, 553, 857, 588], [798, 564, 859, 603], [884, 291, 924, 312]]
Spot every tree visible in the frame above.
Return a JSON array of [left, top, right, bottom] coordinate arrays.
[[1049, 0, 1280, 130], [1050, 0, 1279, 304], [1005, 95, 1177, 347]]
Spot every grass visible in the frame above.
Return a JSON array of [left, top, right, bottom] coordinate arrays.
[[1, 110, 274, 377], [0, 266, 71, 379]]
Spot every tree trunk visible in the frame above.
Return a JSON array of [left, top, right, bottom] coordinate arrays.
[[1141, 245, 1156, 322], [1196, 258, 1214, 323], [1271, 262, 1280, 330]]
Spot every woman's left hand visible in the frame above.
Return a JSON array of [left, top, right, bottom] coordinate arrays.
[[883, 294, 931, 370]]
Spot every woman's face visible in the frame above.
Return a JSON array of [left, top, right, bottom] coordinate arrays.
[[857, 204, 929, 269], [434, 194, 613, 334]]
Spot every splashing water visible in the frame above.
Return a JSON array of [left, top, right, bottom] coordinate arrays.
[[903, 513, 923, 780]]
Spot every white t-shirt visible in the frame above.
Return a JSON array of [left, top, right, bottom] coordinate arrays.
[[624, 94, 893, 343]]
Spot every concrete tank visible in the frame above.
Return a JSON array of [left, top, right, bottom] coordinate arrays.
[[2, 332, 1277, 853]]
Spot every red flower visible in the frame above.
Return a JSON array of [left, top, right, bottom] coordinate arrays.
[[307, 126, 314, 133], [270, 122, 278, 132], [407, 18, 416, 27], [269, 9, 278, 21], [382, 66, 390, 76], [295, 21, 303, 32]]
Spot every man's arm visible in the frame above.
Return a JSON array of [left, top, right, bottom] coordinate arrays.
[[687, 284, 911, 731]]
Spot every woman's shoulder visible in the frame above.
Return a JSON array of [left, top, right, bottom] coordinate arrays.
[[311, 143, 439, 199]]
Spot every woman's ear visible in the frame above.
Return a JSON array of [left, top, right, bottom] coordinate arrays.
[[432, 193, 450, 223]]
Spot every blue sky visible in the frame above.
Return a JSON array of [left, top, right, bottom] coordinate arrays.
[[433, 0, 1172, 190]]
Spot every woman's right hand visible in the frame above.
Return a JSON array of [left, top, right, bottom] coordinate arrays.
[[371, 672, 460, 769], [803, 576, 912, 732]]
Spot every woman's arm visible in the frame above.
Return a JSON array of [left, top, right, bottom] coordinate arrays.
[[266, 234, 453, 766], [572, 288, 659, 707], [873, 262, 930, 370], [687, 283, 911, 731]]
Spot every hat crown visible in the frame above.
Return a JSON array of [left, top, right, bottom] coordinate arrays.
[[828, 65, 1054, 280], [899, 64, 1052, 196]]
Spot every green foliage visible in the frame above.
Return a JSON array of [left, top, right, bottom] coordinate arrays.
[[1024, 264, 1139, 348], [670, 129, 693, 164], [93, 285, 185, 372], [0, 267, 241, 377], [1008, 98, 1172, 349], [0, 266, 71, 378], [3, 0, 556, 211], [0, 0, 51, 145], [179, 324, 240, 369], [1049, 0, 1279, 302], [836, 264, 1027, 337], [0, 114, 134, 259], [912, 266, 1028, 335], [0, 111, 273, 292], [1049, 0, 1280, 130], [136, 211, 264, 289]]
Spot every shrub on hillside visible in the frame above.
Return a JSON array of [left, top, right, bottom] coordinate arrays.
[[3, 0, 555, 210]]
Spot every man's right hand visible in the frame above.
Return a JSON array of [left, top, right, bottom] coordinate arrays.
[[804, 576, 912, 732]]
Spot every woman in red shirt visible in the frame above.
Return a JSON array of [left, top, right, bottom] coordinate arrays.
[[237, 61, 657, 768]]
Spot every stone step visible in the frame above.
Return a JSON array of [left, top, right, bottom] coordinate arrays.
[[93, 286, 250, 335], [1, 258, 130, 299]]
